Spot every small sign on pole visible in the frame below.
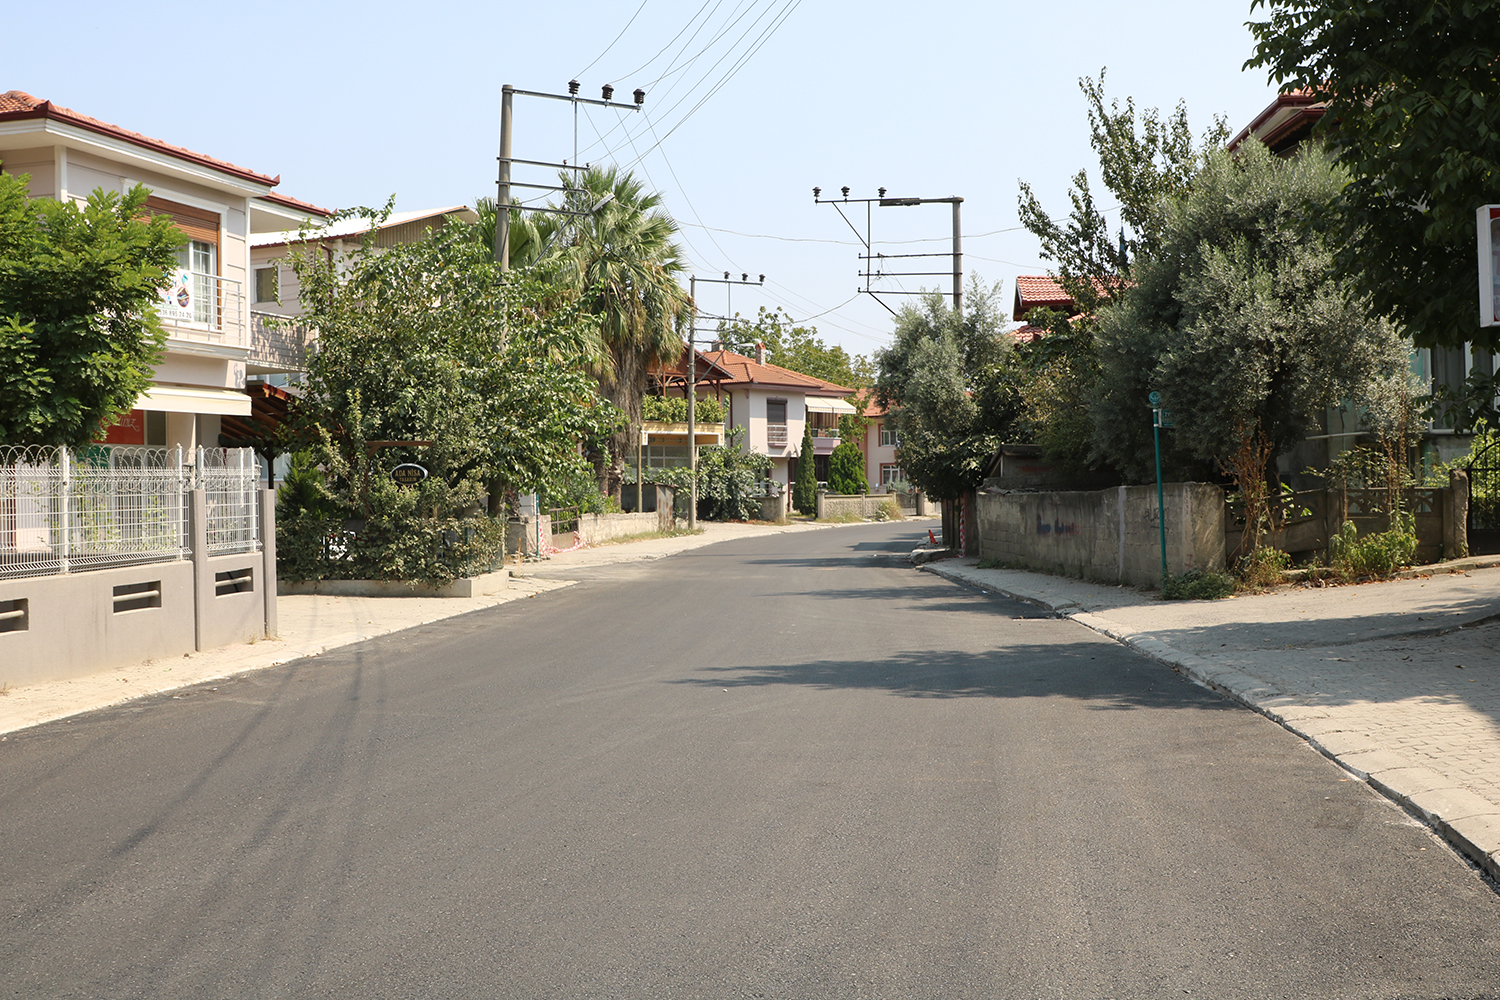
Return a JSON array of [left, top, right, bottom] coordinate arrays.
[[391, 463, 428, 487]]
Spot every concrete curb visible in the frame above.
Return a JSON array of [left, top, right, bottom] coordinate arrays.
[[920, 560, 1500, 883]]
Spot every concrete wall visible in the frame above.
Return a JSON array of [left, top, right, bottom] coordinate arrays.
[[816, 492, 902, 520], [0, 489, 276, 687], [977, 484, 1226, 587]]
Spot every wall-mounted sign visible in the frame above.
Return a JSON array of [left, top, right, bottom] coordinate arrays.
[[158, 269, 195, 322], [391, 463, 429, 487]]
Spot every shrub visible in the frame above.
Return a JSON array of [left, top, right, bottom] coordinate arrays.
[[1236, 546, 1291, 588], [641, 395, 725, 423], [1163, 568, 1236, 600], [1328, 516, 1417, 580], [872, 497, 903, 521]]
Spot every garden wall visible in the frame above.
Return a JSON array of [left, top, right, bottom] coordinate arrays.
[[977, 484, 1226, 587]]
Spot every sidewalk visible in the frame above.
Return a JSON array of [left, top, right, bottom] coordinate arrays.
[[923, 557, 1500, 881], [0, 520, 835, 739]]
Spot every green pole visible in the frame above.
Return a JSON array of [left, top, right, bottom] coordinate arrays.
[[1154, 413, 1168, 586]]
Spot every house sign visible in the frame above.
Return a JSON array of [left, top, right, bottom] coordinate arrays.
[[391, 463, 428, 487]]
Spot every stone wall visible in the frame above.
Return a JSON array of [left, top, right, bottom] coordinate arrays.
[[977, 484, 1226, 587]]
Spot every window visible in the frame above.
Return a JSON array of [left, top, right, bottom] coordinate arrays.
[[146, 196, 220, 328], [880, 424, 900, 447], [881, 464, 907, 486], [765, 398, 788, 447], [254, 266, 279, 304]]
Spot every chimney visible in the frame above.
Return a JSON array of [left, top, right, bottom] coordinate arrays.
[[754, 341, 766, 366], [710, 339, 723, 353]]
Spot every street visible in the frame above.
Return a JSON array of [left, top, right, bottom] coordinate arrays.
[[3, 522, 1499, 999]]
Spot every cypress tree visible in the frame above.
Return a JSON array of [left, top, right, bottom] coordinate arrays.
[[793, 420, 818, 514]]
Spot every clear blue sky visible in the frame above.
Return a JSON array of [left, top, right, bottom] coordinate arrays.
[[11, 1, 1283, 354]]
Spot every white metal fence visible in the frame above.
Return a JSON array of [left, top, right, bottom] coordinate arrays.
[[0, 445, 259, 580]]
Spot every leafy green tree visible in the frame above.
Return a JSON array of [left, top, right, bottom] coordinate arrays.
[[1091, 142, 1410, 510], [695, 426, 773, 521], [1247, 0, 1500, 351], [277, 213, 620, 585], [793, 419, 818, 514], [828, 438, 866, 494], [0, 173, 182, 447], [873, 278, 1021, 500], [719, 306, 873, 388], [1015, 73, 1227, 476]]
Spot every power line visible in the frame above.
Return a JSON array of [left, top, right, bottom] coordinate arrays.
[[574, 0, 651, 79]]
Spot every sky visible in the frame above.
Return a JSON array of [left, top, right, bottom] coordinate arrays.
[[10, 1, 1285, 356]]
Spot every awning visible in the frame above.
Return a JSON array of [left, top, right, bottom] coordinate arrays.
[[136, 385, 253, 416], [804, 396, 856, 415]]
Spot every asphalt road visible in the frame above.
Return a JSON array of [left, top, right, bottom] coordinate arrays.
[[3, 523, 1499, 999]]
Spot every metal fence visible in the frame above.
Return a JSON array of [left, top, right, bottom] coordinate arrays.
[[0, 445, 259, 580]]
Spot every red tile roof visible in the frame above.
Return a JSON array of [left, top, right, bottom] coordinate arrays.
[[260, 190, 332, 218], [1008, 324, 1047, 344], [1012, 274, 1119, 320], [0, 89, 279, 187], [702, 349, 854, 396], [1228, 90, 1326, 154]]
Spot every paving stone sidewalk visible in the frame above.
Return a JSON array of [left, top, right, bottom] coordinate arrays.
[[923, 557, 1500, 881]]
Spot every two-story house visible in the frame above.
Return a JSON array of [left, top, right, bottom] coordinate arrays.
[[0, 90, 328, 455], [697, 344, 854, 490]]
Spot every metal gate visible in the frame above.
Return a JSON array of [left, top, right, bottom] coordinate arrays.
[[1467, 438, 1500, 555]]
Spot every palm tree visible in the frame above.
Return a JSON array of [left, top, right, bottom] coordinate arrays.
[[554, 166, 692, 499]]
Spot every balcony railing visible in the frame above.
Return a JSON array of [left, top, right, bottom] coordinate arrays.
[[767, 423, 788, 447], [811, 428, 840, 439], [158, 274, 245, 348], [249, 310, 315, 373]]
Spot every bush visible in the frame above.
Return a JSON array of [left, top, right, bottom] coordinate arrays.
[[872, 497, 903, 521], [1236, 546, 1291, 588], [827, 439, 867, 494], [641, 395, 725, 423], [1328, 516, 1418, 580], [1163, 568, 1236, 600]]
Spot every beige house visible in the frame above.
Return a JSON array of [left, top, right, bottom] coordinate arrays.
[[0, 89, 329, 451]]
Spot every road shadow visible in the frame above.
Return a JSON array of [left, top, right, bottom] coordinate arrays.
[[672, 643, 1237, 711]]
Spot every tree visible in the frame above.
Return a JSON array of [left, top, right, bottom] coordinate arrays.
[[550, 166, 692, 499], [1247, 1, 1500, 351], [1090, 142, 1410, 533], [277, 213, 621, 585], [827, 438, 866, 494], [0, 173, 181, 447], [873, 278, 1021, 500], [1015, 73, 1227, 476], [793, 419, 818, 514], [719, 306, 874, 388]]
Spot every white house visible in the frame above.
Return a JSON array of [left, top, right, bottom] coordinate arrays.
[[0, 89, 328, 452]]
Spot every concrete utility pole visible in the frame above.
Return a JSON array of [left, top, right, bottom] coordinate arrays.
[[686, 272, 765, 531], [812, 188, 965, 317], [493, 81, 645, 270]]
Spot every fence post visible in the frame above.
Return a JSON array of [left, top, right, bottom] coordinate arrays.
[[190, 487, 208, 652], [261, 488, 278, 638], [1449, 469, 1470, 560], [58, 447, 71, 575]]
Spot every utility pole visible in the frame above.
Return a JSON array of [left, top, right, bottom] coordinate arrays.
[[812, 187, 965, 317], [494, 81, 645, 269], [686, 271, 765, 531]]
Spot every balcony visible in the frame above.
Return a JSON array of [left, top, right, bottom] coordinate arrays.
[[767, 423, 788, 447], [248, 310, 315, 374], [158, 273, 245, 349]]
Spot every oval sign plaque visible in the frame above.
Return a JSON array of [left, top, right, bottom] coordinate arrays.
[[391, 463, 429, 487]]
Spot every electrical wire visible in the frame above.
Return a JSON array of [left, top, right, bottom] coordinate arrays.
[[574, 0, 651, 79]]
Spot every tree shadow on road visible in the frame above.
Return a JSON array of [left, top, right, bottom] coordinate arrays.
[[672, 643, 1238, 712]]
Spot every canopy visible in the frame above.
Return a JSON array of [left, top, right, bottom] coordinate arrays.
[[803, 396, 857, 415]]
